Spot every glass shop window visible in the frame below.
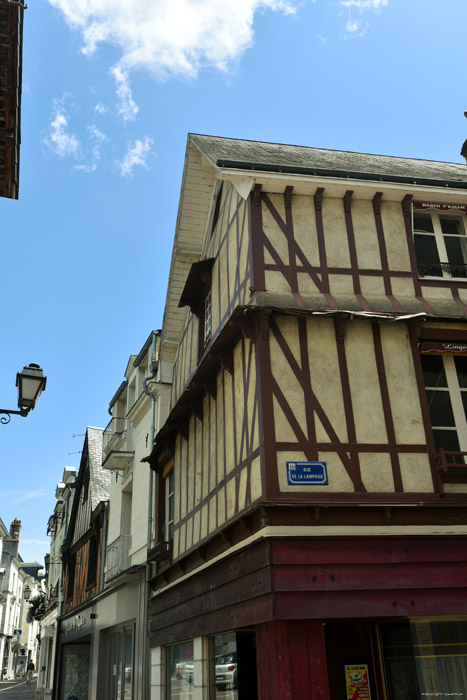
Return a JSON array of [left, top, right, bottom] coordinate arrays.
[[109, 625, 134, 700], [209, 631, 257, 700], [379, 618, 467, 699], [166, 640, 194, 699]]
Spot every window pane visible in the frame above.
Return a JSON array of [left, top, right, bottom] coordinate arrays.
[[426, 391, 455, 427], [124, 628, 133, 700], [421, 355, 447, 387], [440, 216, 463, 235], [432, 429, 460, 454], [414, 214, 434, 233], [211, 633, 238, 699], [455, 356, 467, 388], [414, 234, 440, 263], [414, 234, 442, 276], [380, 619, 467, 699], [167, 641, 194, 700], [445, 236, 467, 277], [117, 631, 123, 700]]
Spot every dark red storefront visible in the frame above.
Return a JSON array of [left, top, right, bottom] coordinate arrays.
[[150, 532, 467, 699]]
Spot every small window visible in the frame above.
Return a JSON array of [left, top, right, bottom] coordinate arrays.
[[165, 469, 174, 543], [204, 290, 212, 346], [86, 536, 98, 588], [66, 555, 76, 600], [414, 211, 467, 279]]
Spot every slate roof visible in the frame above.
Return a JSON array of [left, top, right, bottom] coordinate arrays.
[[86, 426, 110, 510], [190, 134, 467, 189]]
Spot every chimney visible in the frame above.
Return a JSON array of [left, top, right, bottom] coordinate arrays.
[[10, 518, 21, 541], [461, 139, 467, 164]]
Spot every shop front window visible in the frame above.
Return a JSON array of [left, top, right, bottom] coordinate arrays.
[[109, 625, 134, 700], [209, 631, 257, 700], [167, 640, 194, 699], [380, 618, 467, 699]]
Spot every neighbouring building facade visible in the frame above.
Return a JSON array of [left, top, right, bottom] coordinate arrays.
[[36, 466, 77, 700], [88, 329, 168, 700], [0, 518, 41, 680], [47, 332, 170, 700], [146, 135, 467, 700], [55, 427, 109, 700]]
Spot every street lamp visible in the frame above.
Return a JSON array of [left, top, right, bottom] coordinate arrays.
[[0, 363, 47, 424], [23, 585, 31, 601]]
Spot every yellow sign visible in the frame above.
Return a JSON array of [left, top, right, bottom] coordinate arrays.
[[345, 665, 371, 700]]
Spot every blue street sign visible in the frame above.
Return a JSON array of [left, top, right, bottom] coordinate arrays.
[[286, 461, 328, 485]]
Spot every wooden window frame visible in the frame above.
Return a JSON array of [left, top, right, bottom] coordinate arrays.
[[414, 210, 467, 280]]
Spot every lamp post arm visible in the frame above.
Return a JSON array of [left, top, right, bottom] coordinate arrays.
[[0, 408, 30, 424]]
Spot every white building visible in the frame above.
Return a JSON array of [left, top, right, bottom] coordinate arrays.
[[0, 518, 39, 679]]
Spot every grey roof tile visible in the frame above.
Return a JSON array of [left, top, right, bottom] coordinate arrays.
[[190, 134, 467, 186], [86, 426, 110, 511]]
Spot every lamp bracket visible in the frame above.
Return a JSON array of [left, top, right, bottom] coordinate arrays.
[[0, 408, 30, 424]]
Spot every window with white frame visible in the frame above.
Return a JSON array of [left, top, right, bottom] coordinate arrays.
[[421, 353, 467, 457], [204, 290, 212, 347], [414, 210, 467, 278], [165, 468, 174, 543]]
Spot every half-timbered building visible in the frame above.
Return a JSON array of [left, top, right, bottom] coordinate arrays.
[[148, 135, 467, 700], [56, 426, 109, 700], [0, 0, 24, 199]]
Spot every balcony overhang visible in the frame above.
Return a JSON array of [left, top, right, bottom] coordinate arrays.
[[102, 451, 134, 471]]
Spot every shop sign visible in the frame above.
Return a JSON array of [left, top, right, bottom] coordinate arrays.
[[414, 202, 467, 213], [420, 342, 467, 355], [62, 612, 92, 640], [286, 461, 328, 485], [345, 665, 371, 700]]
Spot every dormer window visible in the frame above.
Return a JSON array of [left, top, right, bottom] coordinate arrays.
[[414, 207, 467, 279], [178, 258, 215, 359]]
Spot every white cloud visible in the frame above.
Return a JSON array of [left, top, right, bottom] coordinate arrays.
[[44, 95, 81, 157], [111, 66, 139, 121], [94, 102, 108, 115], [117, 137, 154, 177], [88, 124, 106, 142], [340, 0, 388, 7], [74, 125, 106, 172], [47, 0, 296, 78], [340, 0, 387, 36], [75, 163, 97, 172], [345, 19, 368, 35]]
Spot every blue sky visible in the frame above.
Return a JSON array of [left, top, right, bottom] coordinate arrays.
[[1, 0, 466, 565]]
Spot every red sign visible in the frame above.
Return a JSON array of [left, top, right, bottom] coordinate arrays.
[[414, 202, 467, 213], [420, 342, 467, 355]]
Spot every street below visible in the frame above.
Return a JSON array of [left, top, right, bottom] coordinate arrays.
[[0, 677, 37, 698]]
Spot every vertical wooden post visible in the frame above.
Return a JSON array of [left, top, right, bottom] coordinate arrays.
[[256, 620, 330, 700]]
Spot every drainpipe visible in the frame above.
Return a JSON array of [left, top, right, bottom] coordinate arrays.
[[143, 331, 159, 549], [142, 331, 159, 700]]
